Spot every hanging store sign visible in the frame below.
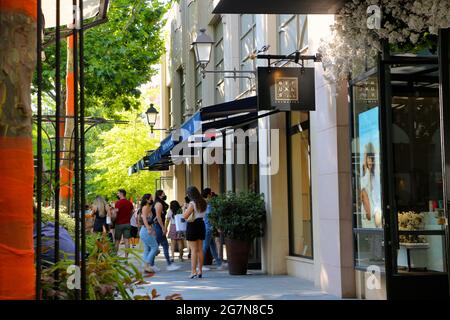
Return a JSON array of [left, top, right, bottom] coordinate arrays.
[[257, 67, 316, 111], [355, 78, 378, 103]]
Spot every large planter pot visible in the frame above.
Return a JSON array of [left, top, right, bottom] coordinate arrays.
[[225, 238, 251, 275]]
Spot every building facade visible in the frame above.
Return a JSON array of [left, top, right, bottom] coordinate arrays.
[[130, 0, 450, 300], [155, 0, 355, 298]]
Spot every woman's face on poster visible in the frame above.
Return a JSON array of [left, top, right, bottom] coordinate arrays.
[[366, 153, 374, 170]]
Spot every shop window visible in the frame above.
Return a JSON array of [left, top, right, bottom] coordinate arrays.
[[278, 14, 308, 56], [389, 67, 446, 273], [195, 63, 202, 109], [287, 112, 313, 258], [351, 64, 447, 273], [214, 18, 225, 104], [239, 14, 256, 94], [179, 68, 186, 121], [168, 86, 173, 128], [185, 161, 192, 190], [233, 125, 258, 193], [351, 72, 385, 270]]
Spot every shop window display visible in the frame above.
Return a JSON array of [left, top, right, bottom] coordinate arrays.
[[351, 73, 385, 270]]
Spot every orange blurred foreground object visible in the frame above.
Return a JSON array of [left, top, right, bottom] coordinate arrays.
[[0, 0, 37, 20], [0, 0, 37, 300], [0, 138, 35, 299]]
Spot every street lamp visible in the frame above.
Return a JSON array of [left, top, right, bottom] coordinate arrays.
[[192, 28, 257, 81], [145, 104, 159, 134], [192, 28, 215, 68]]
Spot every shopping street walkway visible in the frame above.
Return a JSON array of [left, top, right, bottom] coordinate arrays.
[[128, 246, 339, 300]]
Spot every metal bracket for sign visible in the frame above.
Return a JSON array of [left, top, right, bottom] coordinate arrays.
[[200, 67, 256, 80], [257, 52, 322, 73]]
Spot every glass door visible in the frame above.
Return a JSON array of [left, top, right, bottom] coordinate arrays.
[[379, 53, 449, 299]]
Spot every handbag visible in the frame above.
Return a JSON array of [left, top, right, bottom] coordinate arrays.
[[187, 207, 196, 223], [175, 214, 187, 232]]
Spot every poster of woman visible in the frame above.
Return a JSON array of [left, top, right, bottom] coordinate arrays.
[[359, 107, 382, 228]]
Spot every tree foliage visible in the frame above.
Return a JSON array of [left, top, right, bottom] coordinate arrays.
[[86, 113, 160, 202], [34, 0, 168, 117]]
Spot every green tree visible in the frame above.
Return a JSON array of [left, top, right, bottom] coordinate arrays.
[[35, 0, 168, 116], [86, 113, 160, 202], [33, 0, 168, 208]]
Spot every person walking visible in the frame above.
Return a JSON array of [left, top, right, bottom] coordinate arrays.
[[182, 196, 192, 260], [201, 188, 225, 270], [183, 186, 207, 279], [92, 196, 113, 242], [113, 189, 134, 259], [130, 203, 139, 248], [138, 194, 159, 273], [153, 190, 180, 271], [167, 200, 185, 262]]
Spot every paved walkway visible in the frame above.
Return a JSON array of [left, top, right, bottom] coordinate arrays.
[[127, 246, 338, 300]]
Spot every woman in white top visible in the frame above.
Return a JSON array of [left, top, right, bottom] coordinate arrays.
[[183, 186, 207, 279], [130, 204, 139, 248], [361, 142, 382, 228], [166, 200, 186, 262]]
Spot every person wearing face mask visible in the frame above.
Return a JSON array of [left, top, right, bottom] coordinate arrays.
[[113, 189, 134, 259], [153, 190, 180, 271], [138, 194, 159, 273]]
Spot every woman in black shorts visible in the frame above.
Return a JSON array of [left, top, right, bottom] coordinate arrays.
[[92, 196, 112, 242], [183, 186, 207, 279]]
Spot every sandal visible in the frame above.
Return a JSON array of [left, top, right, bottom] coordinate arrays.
[[189, 274, 197, 279]]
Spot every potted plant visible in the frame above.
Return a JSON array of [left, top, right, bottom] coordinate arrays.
[[208, 192, 266, 275]]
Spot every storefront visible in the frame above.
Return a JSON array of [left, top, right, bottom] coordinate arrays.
[[350, 38, 450, 299], [130, 96, 264, 268], [213, 0, 450, 299]]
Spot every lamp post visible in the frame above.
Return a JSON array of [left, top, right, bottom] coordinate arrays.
[[192, 28, 215, 69], [191, 28, 257, 80], [145, 103, 159, 134], [191, 28, 322, 80]]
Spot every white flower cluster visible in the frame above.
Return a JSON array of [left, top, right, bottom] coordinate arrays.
[[319, 0, 450, 83], [398, 211, 426, 244]]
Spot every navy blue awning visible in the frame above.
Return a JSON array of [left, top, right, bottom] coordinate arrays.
[[128, 97, 257, 174]]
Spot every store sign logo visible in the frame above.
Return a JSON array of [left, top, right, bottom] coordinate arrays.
[[275, 77, 299, 103], [257, 67, 315, 111], [366, 265, 381, 290], [356, 79, 378, 102]]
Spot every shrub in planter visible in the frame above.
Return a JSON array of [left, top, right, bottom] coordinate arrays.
[[208, 192, 266, 275]]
